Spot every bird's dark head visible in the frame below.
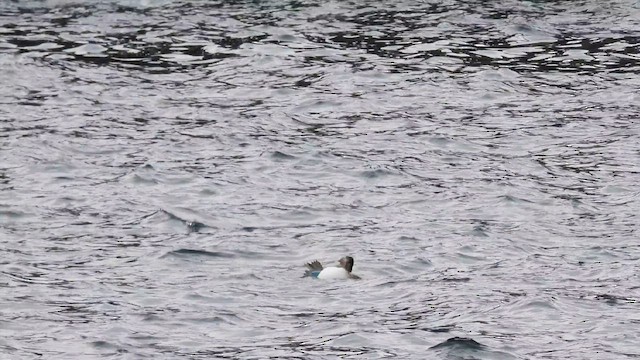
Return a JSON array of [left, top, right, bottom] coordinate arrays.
[[339, 256, 355, 272]]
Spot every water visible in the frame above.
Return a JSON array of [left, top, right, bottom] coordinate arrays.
[[1, 0, 639, 358]]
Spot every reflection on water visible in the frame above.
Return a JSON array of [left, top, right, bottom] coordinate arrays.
[[2, 0, 640, 74], [1, 0, 639, 359]]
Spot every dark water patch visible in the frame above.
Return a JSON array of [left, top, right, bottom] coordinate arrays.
[[594, 293, 636, 305], [1, 268, 69, 286], [90, 340, 121, 351], [424, 324, 456, 333], [164, 248, 236, 259], [430, 337, 519, 360], [358, 168, 393, 180], [499, 194, 535, 204], [372, 278, 420, 288], [496, 290, 527, 298], [182, 315, 240, 325], [440, 277, 472, 283], [0, 1, 637, 74], [129, 173, 159, 185], [430, 337, 486, 351], [469, 221, 491, 237], [0, 208, 32, 220], [270, 150, 296, 160]]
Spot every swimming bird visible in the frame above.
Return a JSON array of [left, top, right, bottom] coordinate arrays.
[[304, 256, 361, 280]]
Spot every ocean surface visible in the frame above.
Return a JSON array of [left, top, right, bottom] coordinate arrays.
[[1, 0, 639, 358]]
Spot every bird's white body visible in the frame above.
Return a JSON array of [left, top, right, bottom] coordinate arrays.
[[317, 266, 349, 279]]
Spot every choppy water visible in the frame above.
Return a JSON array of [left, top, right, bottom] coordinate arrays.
[[1, 0, 640, 358]]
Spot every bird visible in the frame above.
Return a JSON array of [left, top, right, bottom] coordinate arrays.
[[304, 256, 361, 279]]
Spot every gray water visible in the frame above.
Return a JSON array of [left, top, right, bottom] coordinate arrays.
[[1, 0, 640, 359]]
